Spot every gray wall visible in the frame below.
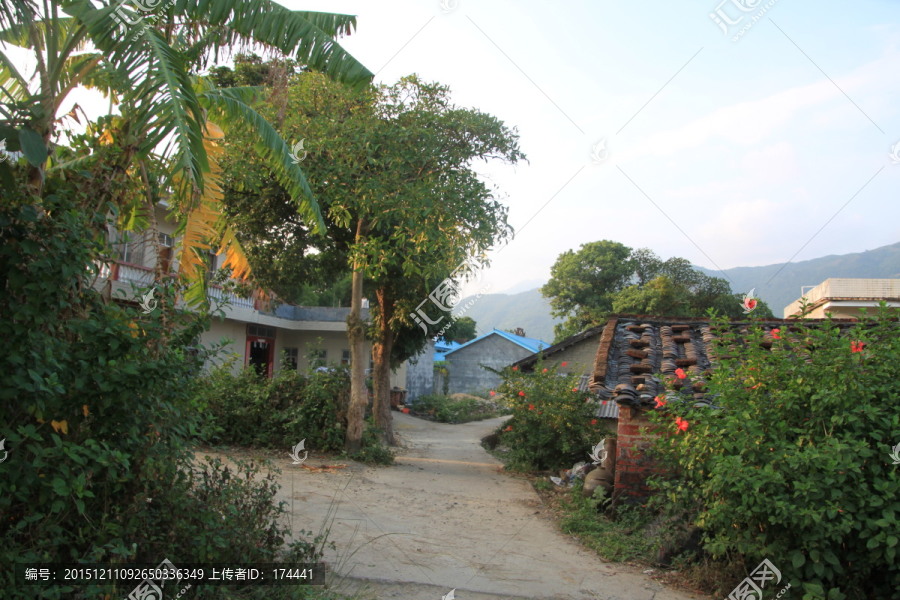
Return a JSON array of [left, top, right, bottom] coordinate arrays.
[[539, 338, 600, 377], [405, 340, 434, 402], [446, 335, 536, 396]]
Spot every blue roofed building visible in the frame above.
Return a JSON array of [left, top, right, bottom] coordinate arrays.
[[442, 328, 550, 396], [434, 339, 461, 363]]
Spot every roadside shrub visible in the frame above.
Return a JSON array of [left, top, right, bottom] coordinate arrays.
[[197, 366, 348, 452], [0, 191, 330, 599], [348, 419, 395, 465], [647, 311, 900, 600], [409, 393, 504, 423], [494, 364, 607, 471]]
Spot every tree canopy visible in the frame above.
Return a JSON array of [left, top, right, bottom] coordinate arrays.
[[216, 64, 524, 447], [542, 241, 774, 340]]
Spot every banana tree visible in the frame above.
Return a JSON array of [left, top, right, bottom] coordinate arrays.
[[0, 0, 372, 301]]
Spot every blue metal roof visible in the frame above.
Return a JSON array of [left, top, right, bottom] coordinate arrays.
[[444, 329, 550, 356], [434, 339, 460, 362]]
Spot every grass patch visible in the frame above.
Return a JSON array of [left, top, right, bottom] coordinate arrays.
[[408, 394, 505, 423], [556, 482, 657, 564]]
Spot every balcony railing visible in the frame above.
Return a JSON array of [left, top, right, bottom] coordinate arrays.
[[97, 260, 255, 310], [208, 286, 255, 310]]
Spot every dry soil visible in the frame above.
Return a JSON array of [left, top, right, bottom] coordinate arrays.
[[198, 413, 709, 600]]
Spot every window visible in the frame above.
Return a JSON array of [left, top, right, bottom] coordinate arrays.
[[309, 348, 327, 368], [341, 350, 351, 365], [282, 348, 299, 371], [158, 232, 174, 273], [205, 250, 218, 279], [116, 231, 145, 265]]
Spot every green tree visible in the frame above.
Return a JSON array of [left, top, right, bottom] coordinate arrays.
[[541, 240, 633, 339], [441, 316, 478, 343], [543, 243, 773, 340], [612, 275, 687, 316], [220, 72, 523, 450]]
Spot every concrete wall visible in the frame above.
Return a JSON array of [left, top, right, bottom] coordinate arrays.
[[200, 319, 364, 375], [446, 334, 535, 396], [404, 340, 435, 401], [537, 339, 600, 377]]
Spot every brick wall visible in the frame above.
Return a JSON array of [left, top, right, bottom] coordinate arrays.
[[612, 404, 664, 506]]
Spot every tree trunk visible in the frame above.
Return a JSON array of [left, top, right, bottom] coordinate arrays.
[[345, 219, 368, 454], [372, 287, 396, 445]]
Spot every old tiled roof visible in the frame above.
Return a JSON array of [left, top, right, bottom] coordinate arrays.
[[589, 314, 863, 412]]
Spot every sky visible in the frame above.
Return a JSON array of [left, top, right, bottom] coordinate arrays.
[[9, 0, 900, 302], [290, 0, 900, 299]]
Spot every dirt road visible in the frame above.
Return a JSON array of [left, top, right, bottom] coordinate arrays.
[[200, 414, 707, 600]]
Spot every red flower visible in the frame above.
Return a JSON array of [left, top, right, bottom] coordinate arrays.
[[542, 368, 548, 373], [518, 391, 526, 397], [675, 416, 689, 432], [675, 368, 687, 379], [771, 328, 781, 339], [851, 341, 866, 353], [654, 395, 667, 408], [511, 366, 518, 371], [489, 390, 496, 397], [504, 425, 513, 432], [601, 400, 607, 405], [572, 387, 578, 392], [561, 361, 568, 367], [590, 419, 598, 425], [528, 403, 535, 411]]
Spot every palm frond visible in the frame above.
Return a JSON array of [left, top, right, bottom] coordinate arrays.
[[171, 0, 373, 89], [0, 0, 37, 33], [176, 121, 225, 306], [0, 50, 29, 102], [63, 0, 209, 192], [217, 226, 252, 282], [200, 85, 324, 232]]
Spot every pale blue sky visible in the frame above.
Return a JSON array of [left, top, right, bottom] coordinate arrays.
[[296, 0, 900, 299]]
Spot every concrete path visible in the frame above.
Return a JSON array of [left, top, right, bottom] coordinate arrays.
[[200, 413, 707, 600]]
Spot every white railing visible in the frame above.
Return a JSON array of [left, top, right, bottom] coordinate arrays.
[[208, 286, 255, 309], [117, 263, 154, 285], [785, 278, 900, 317]]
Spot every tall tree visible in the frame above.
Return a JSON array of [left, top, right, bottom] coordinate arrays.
[[541, 240, 633, 339], [441, 316, 478, 343], [219, 72, 523, 449]]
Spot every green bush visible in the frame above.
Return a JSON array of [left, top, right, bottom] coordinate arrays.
[[0, 192, 328, 599], [494, 364, 607, 471], [409, 393, 504, 423], [348, 419, 395, 465], [196, 366, 348, 452], [647, 311, 900, 600]]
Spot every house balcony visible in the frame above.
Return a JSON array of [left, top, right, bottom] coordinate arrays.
[[95, 259, 364, 331], [96, 260, 256, 312]]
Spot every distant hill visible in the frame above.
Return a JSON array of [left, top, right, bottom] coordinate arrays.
[[456, 288, 561, 343], [696, 241, 900, 316]]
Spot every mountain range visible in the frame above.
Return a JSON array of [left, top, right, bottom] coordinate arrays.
[[459, 241, 900, 342]]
